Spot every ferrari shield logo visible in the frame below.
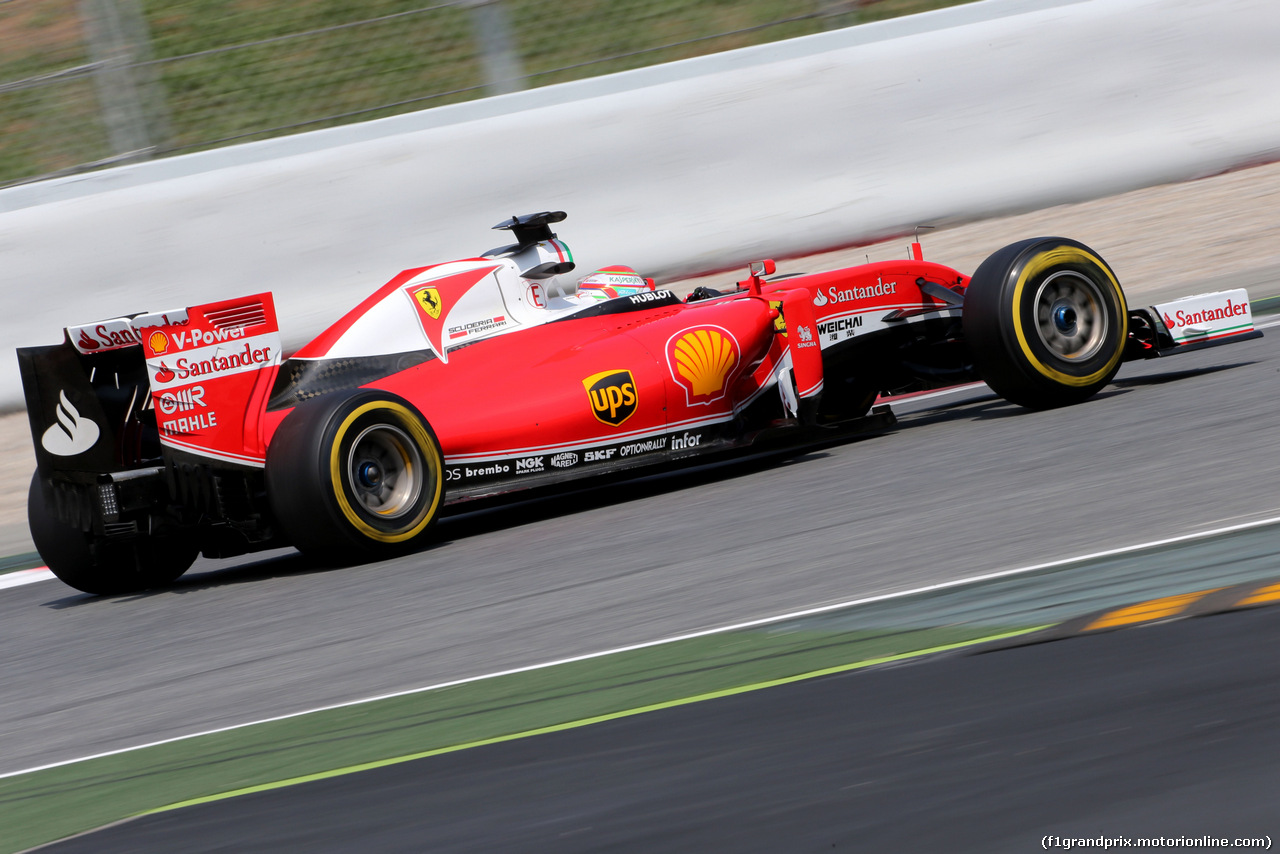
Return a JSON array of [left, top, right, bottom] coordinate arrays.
[[414, 287, 443, 319], [769, 300, 787, 332], [583, 369, 638, 426]]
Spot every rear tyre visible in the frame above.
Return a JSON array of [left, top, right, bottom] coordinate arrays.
[[962, 237, 1128, 409], [266, 390, 445, 562], [28, 472, 197, 595]]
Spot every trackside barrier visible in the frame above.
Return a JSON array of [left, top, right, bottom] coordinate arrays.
[[2, 0, 1280, 409]]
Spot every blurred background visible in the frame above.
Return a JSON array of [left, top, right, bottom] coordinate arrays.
[[0, 0, 975, 188]]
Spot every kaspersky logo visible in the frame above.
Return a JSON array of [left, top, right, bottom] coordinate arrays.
[[666, 326, 741, 406], [583, 370, 637, 426], [41, 390, 100, 456]]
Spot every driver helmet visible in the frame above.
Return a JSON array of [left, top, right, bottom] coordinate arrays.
[[577, 266, 655, 302]]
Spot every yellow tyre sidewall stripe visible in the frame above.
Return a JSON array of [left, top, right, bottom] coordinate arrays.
[[1011, 246, 1128, 387], [328, 401, 443, 544]]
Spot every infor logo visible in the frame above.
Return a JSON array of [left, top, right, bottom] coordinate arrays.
[[583, 369, 638, 426]]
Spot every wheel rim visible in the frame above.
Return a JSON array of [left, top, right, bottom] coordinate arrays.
[[1033, 271, 1109, 362], [346, 424, 423, 519]]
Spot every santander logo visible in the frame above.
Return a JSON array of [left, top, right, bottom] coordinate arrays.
[[41, 390, 100, 456]]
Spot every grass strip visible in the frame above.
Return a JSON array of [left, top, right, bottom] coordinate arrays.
[[0, 622, 1036, 852], [1253, 294, 1280, 316], [0, 553, 42, 575]]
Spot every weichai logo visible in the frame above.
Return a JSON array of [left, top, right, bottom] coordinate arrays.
[[583, 369, 638, 426], [666, 325, 741, 406]]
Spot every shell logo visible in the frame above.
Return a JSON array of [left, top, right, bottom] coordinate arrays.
[[666, 325, 741, 406], [148, 330, 169, 355]]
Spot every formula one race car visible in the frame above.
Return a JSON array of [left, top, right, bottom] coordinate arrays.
[[19, 212, 1262, 594]]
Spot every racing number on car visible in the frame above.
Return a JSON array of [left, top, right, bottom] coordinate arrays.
[[583, 370, 638, 426]]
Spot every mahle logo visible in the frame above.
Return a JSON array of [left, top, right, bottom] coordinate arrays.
[[414, 286, 443, 319], [583, 369, 638, 426]]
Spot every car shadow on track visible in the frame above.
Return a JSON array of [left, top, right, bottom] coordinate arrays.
[[897, 360, 1256, 429], [41, 551, 322, 607], [41, 437, 877, 604], [432, 447, 837, 543], [1110, 360, 1254, 387]]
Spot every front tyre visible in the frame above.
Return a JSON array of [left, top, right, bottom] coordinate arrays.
[[266, 390, 445, 562], [962, 237, 1128, 409], [28, 472, 197, 595]]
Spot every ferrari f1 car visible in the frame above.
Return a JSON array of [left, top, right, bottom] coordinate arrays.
[[19, 212, 1263, 594]]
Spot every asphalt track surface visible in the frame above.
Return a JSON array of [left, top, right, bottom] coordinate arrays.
[[1, 324, 1276, 777], [44, 601, 1280, 853]]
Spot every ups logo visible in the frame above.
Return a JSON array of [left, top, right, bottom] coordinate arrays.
[[583, 369, 638, 426]]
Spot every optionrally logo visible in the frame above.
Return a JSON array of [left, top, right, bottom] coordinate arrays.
[[413, 286, 443, 319], [583, 370, 638, 426], [666, 326, 740, 406], [41, 390, 100, 456]]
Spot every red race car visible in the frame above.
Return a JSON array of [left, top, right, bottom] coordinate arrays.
[[18, 211, 1262, 593]]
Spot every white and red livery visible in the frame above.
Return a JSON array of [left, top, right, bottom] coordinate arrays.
[[19, 212, 1261, 593]]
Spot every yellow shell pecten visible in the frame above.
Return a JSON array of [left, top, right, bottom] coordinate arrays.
[[674, 328, 737, 397]]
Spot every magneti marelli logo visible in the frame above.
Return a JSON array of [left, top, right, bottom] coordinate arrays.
[[41, 390, 100, 456]]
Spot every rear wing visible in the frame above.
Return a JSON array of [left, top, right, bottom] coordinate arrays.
[[18, 293, 281, 476]]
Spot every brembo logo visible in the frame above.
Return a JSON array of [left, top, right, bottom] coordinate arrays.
[[41, 390, 100, 456], [666, 326, 741, 406], [583, 370, 638, 426]]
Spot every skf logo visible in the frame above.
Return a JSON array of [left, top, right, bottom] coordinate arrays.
[[414, 287, 443, 319], [583, 370, 638, 426], [148, 330, 169, 355], [666, 326, 740, 406]]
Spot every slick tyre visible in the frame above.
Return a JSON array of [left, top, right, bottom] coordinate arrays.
[[962, 237, 1128, 409], [28, 472, 197, 595], [266, 390, 445, 562]]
